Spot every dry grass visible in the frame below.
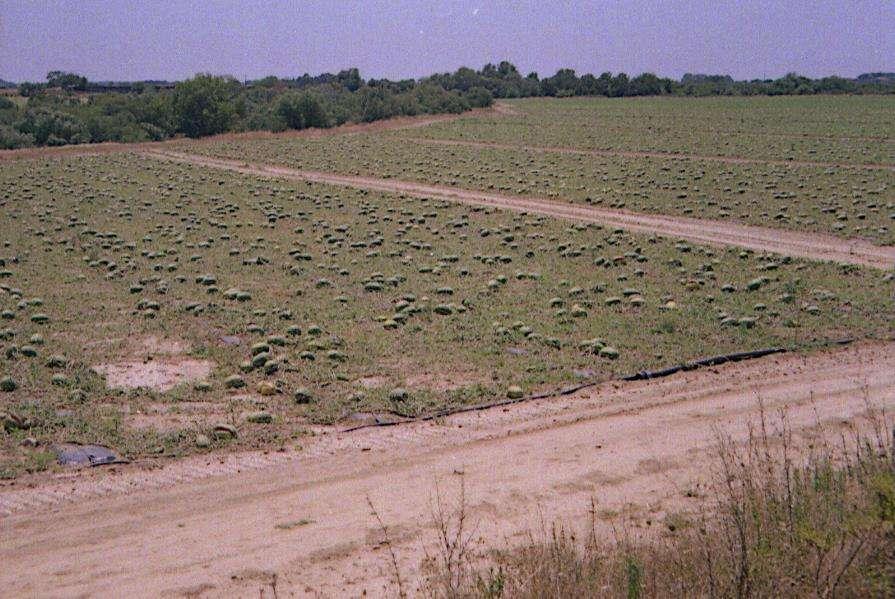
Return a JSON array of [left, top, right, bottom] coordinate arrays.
[[425, 407, 895, 598]]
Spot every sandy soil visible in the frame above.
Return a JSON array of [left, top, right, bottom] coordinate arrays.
[[1, 341, 892, 597], [89, 335, 213, 392], [143, 149, 895, 269], [92, 358, 213, 392], [404, 135, 895, 172]]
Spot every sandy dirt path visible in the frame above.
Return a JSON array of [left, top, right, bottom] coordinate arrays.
[[403, 134, 895, 172], [143, 149, 895, 269], [1, 341, 892, 597]]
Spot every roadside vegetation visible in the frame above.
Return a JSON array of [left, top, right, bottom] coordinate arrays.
[[424, 413, 895, 598]]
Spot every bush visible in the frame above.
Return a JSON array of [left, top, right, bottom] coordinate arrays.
[[0, 124, 34, 149], [276, 91, 328, 130], [465, 86, 494, 108], [139, 122, 167, 141], [17, 107, 89, 145], [18, 82, 44, 97], [413, 84, 469, 114], [358, 86, 401, 122], [172, 74, 239, 138]]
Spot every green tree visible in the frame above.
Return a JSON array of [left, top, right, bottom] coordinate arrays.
[[46, 71, 88, 91], [0, 125, 34, 149], [609, 73, 630, 97], [412, 84, 468, 114], [628, 73, 666, 96], [542, 68, 578, 96], [465, 86, 493, 108], [172, 74, 238, 138], [17, 107, 89, 145], [18, 82, 45, 97], [357, 86, 399, 122], [337, 68, 363, 92], [276, 91, 328, 129]]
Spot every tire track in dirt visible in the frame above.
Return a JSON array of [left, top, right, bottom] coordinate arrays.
[[403, 136, 895, 171], [143, 149, 895, 269], [0, 342, 892, 597]]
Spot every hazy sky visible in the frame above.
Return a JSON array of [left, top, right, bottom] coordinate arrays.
[[2, 1, 892, 82]]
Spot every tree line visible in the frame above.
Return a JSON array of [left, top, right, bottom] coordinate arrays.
[[0, 68, 489, 149], [424, 62, 894, 98], [1, 63, 892, 149]]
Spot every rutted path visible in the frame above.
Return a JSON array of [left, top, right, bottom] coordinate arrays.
[[403, 135, 895, 171], [144, 149, 895, 269], [1, 342, 892, 597]]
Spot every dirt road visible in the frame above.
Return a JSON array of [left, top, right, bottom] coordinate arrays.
[[143, 149, 895, 269], [1, 341, 892, 597], [403, 135, 895, 172]]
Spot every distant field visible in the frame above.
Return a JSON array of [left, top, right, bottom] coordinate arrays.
[[0, 151, 892, 476], [178, 96, 895, 245], [410, 96, 895, 164]]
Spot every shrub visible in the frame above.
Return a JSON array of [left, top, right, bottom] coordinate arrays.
[[464, 86, 494, 108], [172, 74, 239, 138], [0, 124, 34, 149], [276, 91, 329, 130]]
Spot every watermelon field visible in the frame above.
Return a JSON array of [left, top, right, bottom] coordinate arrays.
[[1, 96, 892, 478]]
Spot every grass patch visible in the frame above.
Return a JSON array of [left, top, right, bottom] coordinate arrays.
[[275, 518, 314, 530]]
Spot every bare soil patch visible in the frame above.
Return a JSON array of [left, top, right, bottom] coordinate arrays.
[[93, 358, 213, 392], [358, 366, 486, 392], [357, 375, 388, 389], [125, 412, 212, 433], [491, 101, 523, 116], [90, 335, 213, 392], [404, 370, 485, 392], [125, 401, 229, 433]]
